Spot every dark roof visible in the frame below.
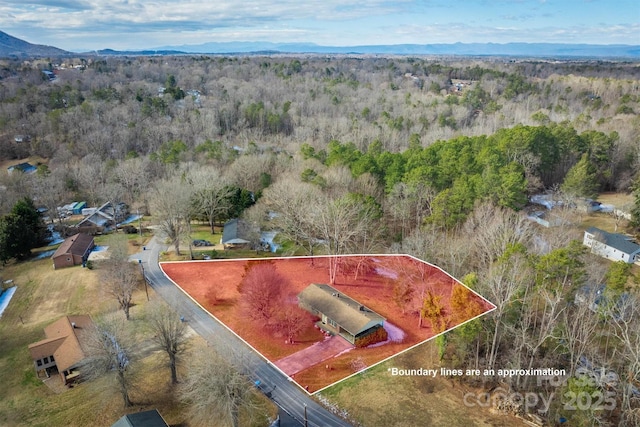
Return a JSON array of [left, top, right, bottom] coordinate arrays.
[[586, 227, 640, 255], [221, 218, 251, 244], [52, 233, 94, 259], [298, 284, 385, 336], [28, 315, 94, 371], [111, 409, 169, 427]]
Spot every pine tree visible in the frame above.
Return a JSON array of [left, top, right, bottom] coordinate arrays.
[[630, 175, 640, 229], [561, 153, 599, 199]]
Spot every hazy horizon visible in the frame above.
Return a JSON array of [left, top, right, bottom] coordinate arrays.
[[3, 0, 638, 52]]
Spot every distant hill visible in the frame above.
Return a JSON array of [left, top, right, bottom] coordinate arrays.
[[0, 30, 70, 58], [1, 29, 637, 59], [93, 48, 187, 56], [149, 41, 640, 58]]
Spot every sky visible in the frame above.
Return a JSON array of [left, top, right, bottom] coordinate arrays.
[[1, 0, 639, 52]]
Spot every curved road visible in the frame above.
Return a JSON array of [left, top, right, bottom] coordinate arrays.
[[131, 237, 352, 427]]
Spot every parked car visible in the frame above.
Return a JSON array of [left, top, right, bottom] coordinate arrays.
[[192, 239, 213, 247]]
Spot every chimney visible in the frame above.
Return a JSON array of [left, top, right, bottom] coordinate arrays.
[[71, 322, 77, 328]]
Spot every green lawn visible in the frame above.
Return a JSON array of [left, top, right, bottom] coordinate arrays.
[[0, 247, 275, 426]]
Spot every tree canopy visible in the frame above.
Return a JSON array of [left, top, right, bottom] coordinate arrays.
[[0, 197, 49, 263]]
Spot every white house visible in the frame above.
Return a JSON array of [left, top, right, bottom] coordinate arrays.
[[583, 226, 640, 263]]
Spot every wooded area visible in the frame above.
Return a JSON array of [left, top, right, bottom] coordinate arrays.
[[1, 54, 639, 425]]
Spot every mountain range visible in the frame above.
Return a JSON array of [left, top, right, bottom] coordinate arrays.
[[150, 41, 640, 58], [0, 31, 69, 57], [0, 30, 638, 59]]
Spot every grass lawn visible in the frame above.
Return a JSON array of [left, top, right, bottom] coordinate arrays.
[[596, 192, 633, 208], [319, 341, 521, 427], [0, 244, 275, 427], [190, 224, 221, 243]]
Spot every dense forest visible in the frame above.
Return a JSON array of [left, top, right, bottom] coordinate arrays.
[[1, 55, 639, 426]]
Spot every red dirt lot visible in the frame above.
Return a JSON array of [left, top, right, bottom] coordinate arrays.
[[161, 255, 495, 393]]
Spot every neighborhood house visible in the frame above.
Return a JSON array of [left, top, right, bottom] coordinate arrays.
[[51, 233, 95, 269], [111, 409, 170, 427], [220, 218, 254, 249], [75, 201, 129, 231], [298, 284, 387, 347], [583, 226, 640, 263], [28, 315, 94, 385]]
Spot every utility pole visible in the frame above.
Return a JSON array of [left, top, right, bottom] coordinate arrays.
[[137, 209, 143, 238], [138, 259, 149, 301], [304, 404, 308, 427]]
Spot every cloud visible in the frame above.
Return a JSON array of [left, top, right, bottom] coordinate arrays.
[[2, 0, 413, 31], [0, 0, 636, 50], [384, 22, 640, 45], [3, 0, 93, 10]]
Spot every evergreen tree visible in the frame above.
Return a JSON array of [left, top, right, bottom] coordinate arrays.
[[561, 153, 599, 199], [630, 175, 640, 229], [0, 198, 49, 262]]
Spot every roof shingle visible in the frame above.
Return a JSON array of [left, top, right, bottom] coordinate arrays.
[[298, 284, 385, 336], [52, 233, 94, 259], [28, 315, 93, 371], [586, 226, 640, 255]]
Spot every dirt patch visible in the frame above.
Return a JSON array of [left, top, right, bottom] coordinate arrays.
[[161, 255, 495, 393]]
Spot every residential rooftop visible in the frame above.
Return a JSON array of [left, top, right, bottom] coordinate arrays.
[[298, 284, 385, 336]]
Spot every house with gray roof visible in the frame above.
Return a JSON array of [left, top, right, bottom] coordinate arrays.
[[111, 409, 169, 427], [583, 226, 640, 263], [298, 284, 387, 347], [75, 201, 128, 231], [220, 218, 256, 249]]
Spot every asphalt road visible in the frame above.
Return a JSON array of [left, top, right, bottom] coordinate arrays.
[[130, 238, 353, 427]]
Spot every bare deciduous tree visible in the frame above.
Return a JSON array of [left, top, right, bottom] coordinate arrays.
[[113, 157, 151, 206], [150, 175, 194, 255], [81, 317, 136, 407], [276, 305, 308, 344], [315, 194, 381, 284], [606, 292, 640, 422], [237, 262, 287, 323], [261, 176, 323, 256], [463, 201, 534, 272], [186, 165, 233, 234], [180, 345, 263, 427], [479, 253, 532, 372], [100, 234, 140, 320], [559, 289, 600, 376], [147, 304, 189, 384]]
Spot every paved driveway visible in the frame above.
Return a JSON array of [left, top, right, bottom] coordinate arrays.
[[130, 238, 352, 427], [275, 335, 354, 376]]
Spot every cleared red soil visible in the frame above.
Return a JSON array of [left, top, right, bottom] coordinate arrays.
[[161, 255, 495, 393]]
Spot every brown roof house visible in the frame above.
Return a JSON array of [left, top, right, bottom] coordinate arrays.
[[51, 233, 95, 269], [298, 284, 388, 347], [28, 315, 94, 385]]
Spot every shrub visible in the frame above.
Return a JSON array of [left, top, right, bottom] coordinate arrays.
[[354, 325, 388, 348]]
